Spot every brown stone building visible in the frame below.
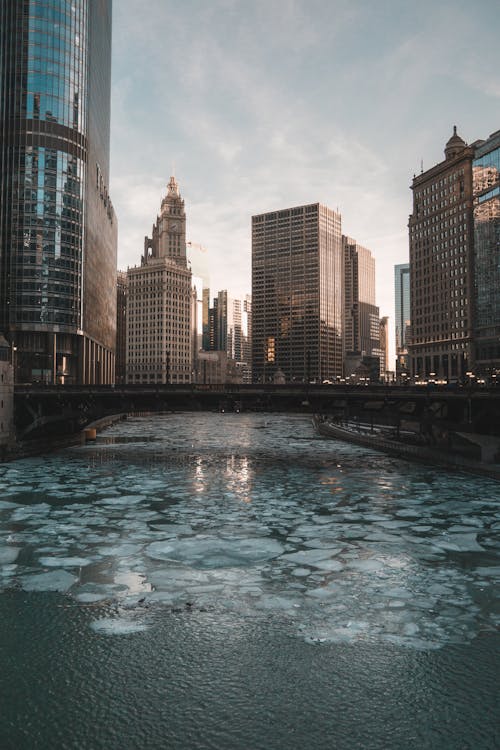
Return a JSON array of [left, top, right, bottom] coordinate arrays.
[[408, 128, 475, 380]]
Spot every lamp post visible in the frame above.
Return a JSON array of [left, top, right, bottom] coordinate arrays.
[[11, 345, 17, 385]]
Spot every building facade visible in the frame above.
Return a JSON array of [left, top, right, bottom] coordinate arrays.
[[208, 290, 252, 382], [186, 241, 210, 376], [472, 130, 500, 375], [379, 315, 389, 376], [408, 127, 475, 380], [252, 203, 343, 383], [126, 176, 192, 384], [394, 262, 410, 377], [115, 270, 127, 384], [0, 0, 117, 384], [343, 236, 381, 376]]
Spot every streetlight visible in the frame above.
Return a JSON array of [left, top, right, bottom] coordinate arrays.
[[12, 345, 17, 384]]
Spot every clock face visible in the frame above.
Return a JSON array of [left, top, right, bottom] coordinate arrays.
[[170, 222, 178, 232]]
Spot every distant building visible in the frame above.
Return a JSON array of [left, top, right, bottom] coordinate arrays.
[[408, 127, 475, 380], [252, 203, 343, 383], [191, 272, 204, 379], [472, 129, 500, 374], [126, 176, 192, 384], [379, 316, 389, 375], [186, 242, 211, 356], [116, 271, 128, 385], [202, 288, 211, 351], [343, 236, 381, 377], [394, 263, 410, 377], [0, 0, 117, 384], [203, 291, 251, 382], [210, 291, 252, 382]]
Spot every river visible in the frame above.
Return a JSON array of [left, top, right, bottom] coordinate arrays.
[[1, 413, 499, 749]]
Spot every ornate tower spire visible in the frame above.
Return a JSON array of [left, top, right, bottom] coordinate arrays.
[[167, 174, 180, 198], [444, 125, 466, 160]]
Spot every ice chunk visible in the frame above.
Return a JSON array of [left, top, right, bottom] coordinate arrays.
[[146, 536, 284, 568], [90, 617, 149, 635], [436, 533, 484, 552], [22, 570, 77, 592], [281, 548, 340, 566], [104, 544, 143, 558], [38, 556, 91, 568], [97, 495, 146, 506], [291, 568, 311, 577], [347, 558, 385, 572], [0, 547, 20, 564], [307, 584, 340, 599]]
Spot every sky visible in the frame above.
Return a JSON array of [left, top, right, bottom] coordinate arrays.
[[110, 0, 500, 354]]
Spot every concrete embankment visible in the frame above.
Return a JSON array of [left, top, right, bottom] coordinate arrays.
[[314, 417, 500, 482], [3, 413, 128, 461]]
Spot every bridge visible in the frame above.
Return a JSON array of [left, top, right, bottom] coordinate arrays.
[[13, 382, 500, 443]]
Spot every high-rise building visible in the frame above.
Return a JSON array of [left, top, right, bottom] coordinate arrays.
[[126, 176, 192, 384], [394, 263, 410, 351], [0, 0, 117, 384], [343, 236, 381, 371], [115, 271, 127, 385], [252, 203, 343, 383], [186, 241, 210, 367], [408, 127, 475, 380], [210, 290, 252, 382], [472, 130, 500, 374], [394, 262, 410, 376], [379, 316, 389, 376]]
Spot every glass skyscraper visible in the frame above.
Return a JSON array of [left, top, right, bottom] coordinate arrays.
[[0, 0, 117, 384], [472, 130, 500, 373], [394, 263, 410, 350], [394, 262, 410, 378]]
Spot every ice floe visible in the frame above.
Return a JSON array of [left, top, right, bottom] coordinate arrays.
[[0, 412, 497, 649]]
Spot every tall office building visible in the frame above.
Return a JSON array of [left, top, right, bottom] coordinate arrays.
[[212, 290, 252, 382], [343, 236, 380, 363], [252, 203, 343, 383], [408, 127, 474, 380], [186, 241, 210, 365], [394, 262, 410, 375], [0, 0, 117, 384], [126, 176, 192, 384], [379, 316, 389, 375], [472, 130, 500, 374], [394, 263, 410, 351], [115, 270, 127, 384]]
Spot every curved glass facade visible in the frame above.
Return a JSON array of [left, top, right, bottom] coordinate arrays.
[[26, 1, 87, 129], [473, 132, 500, 371], [0, 0, 116, 384]]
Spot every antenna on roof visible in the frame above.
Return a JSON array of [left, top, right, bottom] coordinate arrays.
[[420, 159, 424, 174]]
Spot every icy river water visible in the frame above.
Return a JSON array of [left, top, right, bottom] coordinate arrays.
[[1, 413, 499, 749]]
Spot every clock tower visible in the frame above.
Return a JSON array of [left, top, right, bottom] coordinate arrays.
[[143, 175, 187, 267], [129, 175, 194, 384]]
